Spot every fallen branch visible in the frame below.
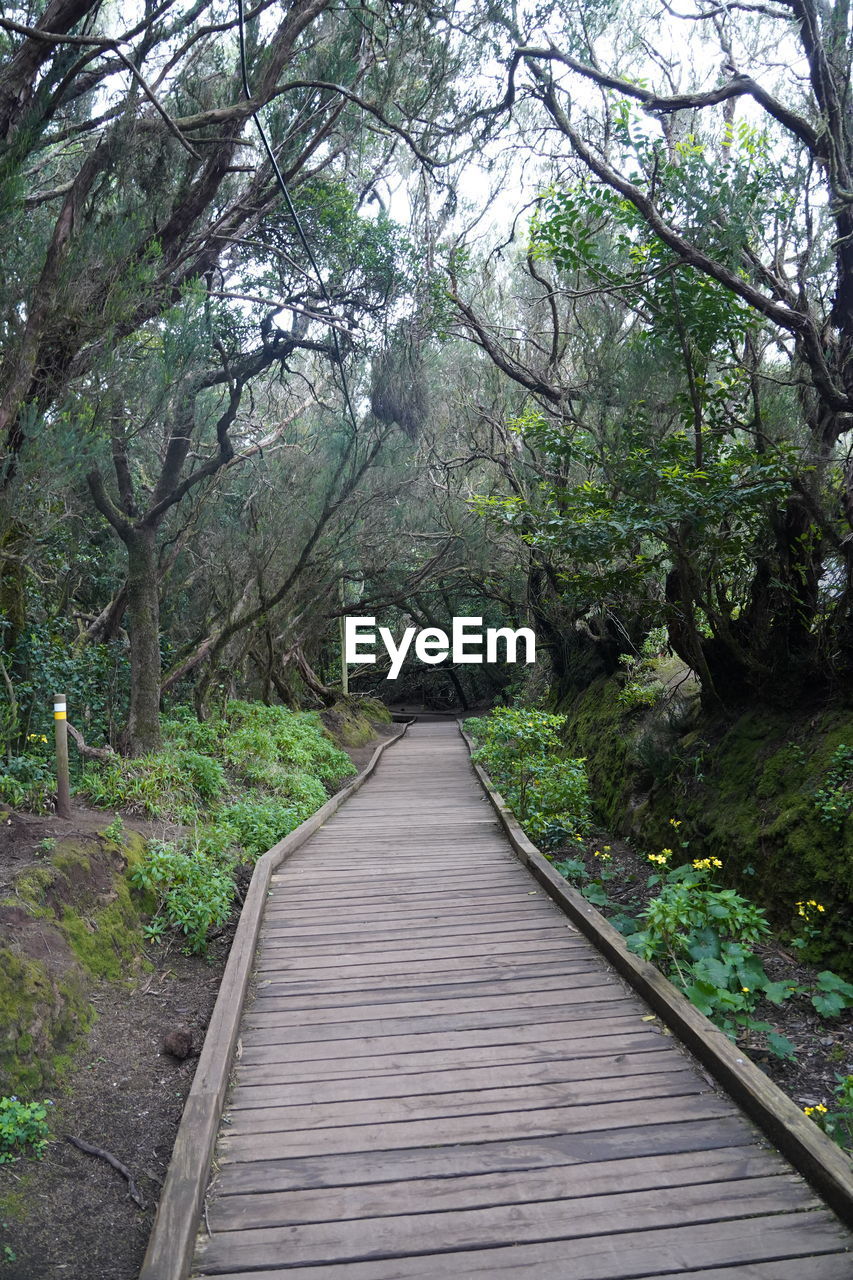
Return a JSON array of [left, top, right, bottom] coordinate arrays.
[[65, 1135, 146, 1209], [66, 722, 116, 761]]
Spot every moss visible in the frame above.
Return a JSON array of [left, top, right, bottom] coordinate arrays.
[[560, 677, 853, 973], [9, 867, 55, 919], [357, 696, 392, 724], [322, 699, 386, 748], [556, 677, 635, 829], [0, 829, 151, 1093], [0, 949, 92, 1096], [59, 899, 143, 983], [0, 1185, 29, 1222]]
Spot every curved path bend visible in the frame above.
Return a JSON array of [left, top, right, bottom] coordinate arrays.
[[191, 721, 852, 1278]]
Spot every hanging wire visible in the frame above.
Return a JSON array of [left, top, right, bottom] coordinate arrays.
[[236, 0, 360, 434]]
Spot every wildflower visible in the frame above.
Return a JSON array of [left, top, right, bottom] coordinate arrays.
[[692, 857, 723, 871], [661, 848, 673, 856], [669, 818, 682, 828], [593, 850, 612, 862], [603, 845, 611, 851], [804, 1104, 828, 1117], [741, 987, 750, 993], [648, 853, 668, 866]]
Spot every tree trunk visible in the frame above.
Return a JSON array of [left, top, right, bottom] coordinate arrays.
[[125, 526, 162, 755]]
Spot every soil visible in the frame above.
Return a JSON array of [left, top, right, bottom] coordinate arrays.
[[0, 935, 233, 1280], [0, 727, 393, 1280], [551, 828, 853, 1124]]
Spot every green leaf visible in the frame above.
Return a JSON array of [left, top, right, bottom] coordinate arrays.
[[766, 1031, 797, 1061]]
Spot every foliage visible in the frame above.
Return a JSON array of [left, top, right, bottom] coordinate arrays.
[[465, 707, 590, 842], [0, 1098, 51, 1164], [0, 624, 129, 757], [627, 858, 799, 1055], [130, 840, 234, 955], [78, 700, 356, 950], [0, 753, 54, 813], [212, 798, 300, 860], [813, 745, 853, 829], [804, 1075, 853, 1154], [808, 970, 853, 1019], [79, 747, 227, 822], [552, 845, 620, 913]]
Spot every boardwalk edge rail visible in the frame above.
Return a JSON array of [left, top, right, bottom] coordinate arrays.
[[139, 719, 411, 1280], [459, 721, 853, 1229]]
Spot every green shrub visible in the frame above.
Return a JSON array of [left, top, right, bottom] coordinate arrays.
[[465, 707, 590, 842], [130, 840, 234, 954], [79, 747, 225, 820], [0, 1097, 52, 1163], [0, 749, 55, 813], [814, 744, 853, 829], [216, 798, 299, 859]]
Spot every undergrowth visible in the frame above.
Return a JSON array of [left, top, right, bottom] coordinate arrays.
[[79, 701, 356, 953], [464, 707, 590, 843]]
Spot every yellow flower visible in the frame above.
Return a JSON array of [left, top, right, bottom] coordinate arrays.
[[692, 857, 723, 872], [661, 848, 673, 856], [648, 853, 668, 866], [804, 1103, 829, 1117], [603, 845, 611, 851], [669, 818, 682, 828], [741, 986, 750, 993]]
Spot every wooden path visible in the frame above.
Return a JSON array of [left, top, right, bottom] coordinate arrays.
[[191, 722, 852, 1278]]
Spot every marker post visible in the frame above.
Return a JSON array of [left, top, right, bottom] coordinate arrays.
[[53, 693, 71, 819]]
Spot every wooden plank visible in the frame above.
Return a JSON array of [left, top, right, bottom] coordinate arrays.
[[227, 1048, 684, 1107], [208, 1145, 785, 1231], [251, 965, 606, 1007], [252, 959, 603, 998], [258, 921, 580, 950], [254, 938, 588, 971], [234, 1030, 676, 1082], [252, 952, 589, 977], [246, 979, 625, 1022], [219, 1094, 739, 1160], [238, 1011, 655, 1063], [240, 997, 641, 1046], [191, 1214, 853, 1279], [261, 906, 555, 935], [209, 1117, 758, 1196], [195, 1176, 820, 1271], [223, 1068, 705, 1134]]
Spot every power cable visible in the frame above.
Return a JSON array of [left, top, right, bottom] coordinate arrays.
[[236, 0, 360, 434]]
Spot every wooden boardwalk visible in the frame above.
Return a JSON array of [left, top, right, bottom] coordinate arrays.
[[192, 722, 852, 1278]]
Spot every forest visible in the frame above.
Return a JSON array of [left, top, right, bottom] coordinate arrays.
[[1, 0, 853, 1272]]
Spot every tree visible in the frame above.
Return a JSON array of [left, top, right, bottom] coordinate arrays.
[[459, 1, 853, 703]]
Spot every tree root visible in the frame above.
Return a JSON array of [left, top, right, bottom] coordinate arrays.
[[65, 1135, 146, 1209]]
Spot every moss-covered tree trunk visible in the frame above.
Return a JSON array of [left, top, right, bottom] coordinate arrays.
[[125, 525, 162, 755]]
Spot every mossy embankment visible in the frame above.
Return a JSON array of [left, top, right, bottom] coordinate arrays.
[[558, 675, 853, 971], [0, 827, 150, 1095]]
